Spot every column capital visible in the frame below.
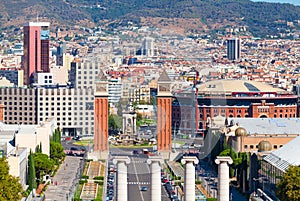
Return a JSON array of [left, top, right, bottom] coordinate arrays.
[[147, 156, 164, 166], [113, 156, 131, 165], [181, 156, 199, 165], [215, 156, 233, 165]]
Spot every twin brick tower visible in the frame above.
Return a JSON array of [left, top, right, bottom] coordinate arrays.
[[91, 70, 172, 159]]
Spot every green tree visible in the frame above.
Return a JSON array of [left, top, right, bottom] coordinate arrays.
[[51, 128, 62, 144], [50, 141, 65, 165], [28, 150, 37, 190], [0, 157, 23, 200], [33, 153, 54, 180], [108, 114, 122, 130], [136, 113, 143, 122], [35, 142, 42, 153], [108, 115, 118, 130], [276, 166, 300, 201]]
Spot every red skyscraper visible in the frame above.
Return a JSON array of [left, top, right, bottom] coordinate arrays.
[[23, 22, 50, 85]]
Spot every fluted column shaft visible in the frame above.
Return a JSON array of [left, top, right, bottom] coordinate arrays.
[[147, 157, 164, 201], [181, 156, 199, 201], [113, 157, 130, 201], [215, 156, 233, 201], [151, 161, 161, 201]]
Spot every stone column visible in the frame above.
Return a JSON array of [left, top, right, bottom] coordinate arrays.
[[215, 156, 233, 201], [147, 156, 164, 201], [113, 156, 130, 201], [181, 156, 199, 201]]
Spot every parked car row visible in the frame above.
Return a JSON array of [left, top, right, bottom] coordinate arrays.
[[161, 175, 180, 201], [106, 163, 115, 201]]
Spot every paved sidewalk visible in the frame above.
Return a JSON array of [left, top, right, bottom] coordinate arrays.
[[44, 156, 84, 201]]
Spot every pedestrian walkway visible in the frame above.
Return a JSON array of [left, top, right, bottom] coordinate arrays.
[[167, 161, 184, 178], [44, 156, 84, 201], [80, 183, 98, 200], [87, 161, 101, 179]]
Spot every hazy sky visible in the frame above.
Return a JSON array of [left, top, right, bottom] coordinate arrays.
[[251, 0, 300, 6]]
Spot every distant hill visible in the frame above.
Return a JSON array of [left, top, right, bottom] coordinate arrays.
[[1, 0, 300, 37]]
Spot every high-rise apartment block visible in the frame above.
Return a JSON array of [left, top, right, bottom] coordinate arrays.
[[142, 37, 154, 57], [227, 38, 240, 61], [23, 22, 50, 85]]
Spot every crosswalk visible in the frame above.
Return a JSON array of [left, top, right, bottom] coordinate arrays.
[[131, 160, 145, 163], [127, 181, 150, 185]]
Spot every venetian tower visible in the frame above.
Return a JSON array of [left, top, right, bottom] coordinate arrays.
[[93, 70, 109, 159], [157, 70, 172, 156]]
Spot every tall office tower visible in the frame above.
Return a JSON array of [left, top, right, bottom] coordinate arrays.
[[157, 70, 172, 154], [56, 43, 66, 66], [227, 38, 241, 61], [23, 22, 50, 85], [142, 37, 154, 57]]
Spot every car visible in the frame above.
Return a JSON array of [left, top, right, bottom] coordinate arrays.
[[132, 150, 139, 154], [182, 143, 189, 149], [194, 144, 202, 148], [163, 178, 169, 183], [140, 186, 148, 191]]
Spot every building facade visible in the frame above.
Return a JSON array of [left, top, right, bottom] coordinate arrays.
[[0, 87, 94, 136]]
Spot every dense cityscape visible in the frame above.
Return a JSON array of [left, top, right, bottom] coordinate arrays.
[[1, 1, 300, 201]]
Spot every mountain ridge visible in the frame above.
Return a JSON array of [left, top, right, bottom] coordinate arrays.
[[1, 0, 300, 37]]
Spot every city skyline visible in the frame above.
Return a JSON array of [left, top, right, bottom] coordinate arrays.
[[1, 1, 300, 200]]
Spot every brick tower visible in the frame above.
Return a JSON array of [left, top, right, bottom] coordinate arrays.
[[93, 70, 109, 159], [157, 70, 172, 153], [0, 103, 4, 122]]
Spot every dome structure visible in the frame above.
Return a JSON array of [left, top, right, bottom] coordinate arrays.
[[235, 127, 247, 137], [258, 140, 272, 152]]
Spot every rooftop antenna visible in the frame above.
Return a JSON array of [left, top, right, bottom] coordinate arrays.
[[36, 12, 39, 23]]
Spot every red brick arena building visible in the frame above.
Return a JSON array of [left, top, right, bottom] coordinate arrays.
[[172, 80, 298, 137]]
